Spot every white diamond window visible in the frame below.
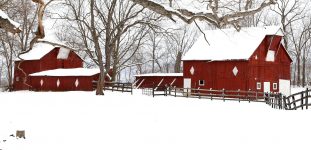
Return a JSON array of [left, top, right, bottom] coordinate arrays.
[[57, 79, 60, 87], [40, 79, 44, 87], [190, 66, 195, 75], [232, 66, 238, 76], [75, 79, 79, 87]]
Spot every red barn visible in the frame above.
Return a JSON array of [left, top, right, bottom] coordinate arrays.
[[182, 26, 292, 95], [134, 73, 183, 88], [13, 43, 108, 91]]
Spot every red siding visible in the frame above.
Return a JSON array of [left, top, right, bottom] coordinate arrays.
[[183, 60, 248, 91], [13, 48, 83, 91], [29, 75, 99, 91], [183, 35, 292, 93], [135, 76, 183, 88]]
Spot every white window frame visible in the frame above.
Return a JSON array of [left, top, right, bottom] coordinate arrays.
[[273, 83, 278, 90], [257, 82, 261, 90], [199, 80, 205, 86]]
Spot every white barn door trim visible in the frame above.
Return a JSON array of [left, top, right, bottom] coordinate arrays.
[[183, 78, 191, 94], [264, 82, 270, 93]]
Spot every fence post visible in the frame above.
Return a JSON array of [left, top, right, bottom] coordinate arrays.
[[283, 96, 287, 110], [222, 88, 225, 102], [210, 88, 213, 100], [122, 84, 124, 93], [306, 88, 309, 109], [198, 89, 201, 99], [175, 88, 177, 97], [153, 87, 155, 97], [301, 92, 304, 110], [186, 88, 189, 98], [248, 89, 251, 103], [238, 89, 241, 103], [131, 85, 133, 95]]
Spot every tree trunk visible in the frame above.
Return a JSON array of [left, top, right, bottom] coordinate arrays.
[[90, 0, 104, 95], [302, 49, 306, 87], [174, 51, 182, 73], [152, 46, 155, 73], [297, 57, 301, 86]]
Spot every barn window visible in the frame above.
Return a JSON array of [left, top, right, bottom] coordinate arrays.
[[273, 83, 278, 90], [190, 66, 195, 75], [16, 77, 19, 82], [199, 80, 205, 86], [257, 82, 261, 90], [40, 79, 44, 86], [266, 50, 275, 62], [75, 79, 79, 87], [57, 79, 60, 87]]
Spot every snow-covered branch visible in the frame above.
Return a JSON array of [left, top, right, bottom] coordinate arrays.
[[130, 0, 277, 28], [0, 9, 21, 33]]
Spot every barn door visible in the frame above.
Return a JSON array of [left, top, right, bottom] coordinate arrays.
[[264, 82, 270, 93], [279, 79, 290, 96], [183, 78, 191, 93]]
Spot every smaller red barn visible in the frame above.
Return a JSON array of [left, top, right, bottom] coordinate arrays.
[[13, 42, 111, 91], [134, 73, 183, 88], [29, 68, 99, 91]]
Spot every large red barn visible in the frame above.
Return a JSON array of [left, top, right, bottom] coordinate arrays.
[[182, 26, 292, 95], [13, 43, 109, 91]]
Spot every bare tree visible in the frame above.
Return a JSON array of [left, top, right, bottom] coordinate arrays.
[[288, 20, 311, 86], [271, 0, 307, 50], [165, 25, 198, 73], [130, 0, 277, 30], [0, 0, 37, 90]]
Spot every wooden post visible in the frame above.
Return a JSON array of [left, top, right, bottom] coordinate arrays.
[[222, 89, 225, 102], [306, 88, 309, 109], [122, 84, 124, 93], [292, 96, 297, 110], [283, 96, 287, 110], [248, 89, 251, 103], [16, 130, 25, 139], [175, 88, 177, 97], [301, 92, 304, 110], [153, 87, 155, 97], [238, 89, 240, 103], [186, 88, 189, 98]]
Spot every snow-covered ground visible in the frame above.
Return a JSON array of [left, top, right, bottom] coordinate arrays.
[[0, 89, 310, 150]]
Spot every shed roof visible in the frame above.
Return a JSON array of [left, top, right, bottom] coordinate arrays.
[[134, 73, 183, 77], [182, 26, 283, 61], [29, 68, 99, 77]]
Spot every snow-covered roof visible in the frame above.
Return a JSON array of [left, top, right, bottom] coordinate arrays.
[[135, 73, 183, 77], [29, 68, 100, 77], [0, 9, 20, 29], [18, 43, 56, 60], [182, 26, 283, 61]]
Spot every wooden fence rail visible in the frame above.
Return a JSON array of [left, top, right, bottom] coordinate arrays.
[[142, 86, 288, 109], [283, 88, 311, 110], [93, 81, 133, 94]]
